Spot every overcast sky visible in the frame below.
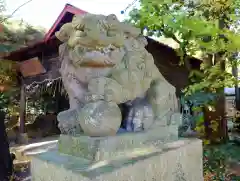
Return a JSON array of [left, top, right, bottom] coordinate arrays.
[[4, 0, 134, 30]]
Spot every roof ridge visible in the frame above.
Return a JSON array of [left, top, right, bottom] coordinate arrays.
[[44, 3, 87, 41]]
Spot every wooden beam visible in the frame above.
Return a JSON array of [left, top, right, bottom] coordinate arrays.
[[19, 82, 26, 134], [19, 57, 46, 77], [23, 70, 61, 86]]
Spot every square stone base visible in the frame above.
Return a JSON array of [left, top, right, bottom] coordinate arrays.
[[31, 138, 203, 181], [58, 125, 178, 161]]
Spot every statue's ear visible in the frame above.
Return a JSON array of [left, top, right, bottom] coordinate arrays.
[[55, 31, 68, 42], [106, 14, 120, 26], [55, 31, 62, 41], [72, 15, 77, 21], [107, 14, 118, 21], [137, 36, 148, 46], [55, 23, 73, 42]]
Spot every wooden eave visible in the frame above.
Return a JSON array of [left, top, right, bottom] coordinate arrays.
[[44, 3, 87, 41]]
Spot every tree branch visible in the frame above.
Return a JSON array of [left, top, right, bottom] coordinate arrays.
[[1, 0, 34, 23], [168, 33, 182, 45], [162, 30, 192, 70]]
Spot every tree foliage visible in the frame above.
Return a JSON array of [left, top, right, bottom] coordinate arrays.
[[0, 1, 45, 90], [127, 0, 240, 95], [0, 20, 45, 53], [0, 60, 17, 87], [0, 0, 45, 86], [0, 1, 46, 122]]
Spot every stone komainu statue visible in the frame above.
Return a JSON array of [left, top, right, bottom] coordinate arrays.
[[55, 13, 181, 136]]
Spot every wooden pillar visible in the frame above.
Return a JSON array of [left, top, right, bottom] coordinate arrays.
[[232, 61, 240, 110], [19, 83, 26, 134]]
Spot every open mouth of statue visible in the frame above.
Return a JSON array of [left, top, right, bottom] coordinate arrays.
[[79, 61, 115, 68], [74, 45, 118, 68]]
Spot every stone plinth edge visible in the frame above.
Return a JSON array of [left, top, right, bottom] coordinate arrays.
[[58, 125, 178, 161], [31, 138, 203, 181]]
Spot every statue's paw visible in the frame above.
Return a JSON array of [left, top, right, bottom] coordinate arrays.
[[58, 121, 82, 136], [58, 121, 70, 135], [57, 109, 83, 135], [104, 88, 124, 103], [84, 93, 104, 103], [104, 89, 115, 102], [58, 121, 69, 135]]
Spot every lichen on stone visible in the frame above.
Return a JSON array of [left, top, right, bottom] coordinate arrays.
[[55, 13, 181, 137]]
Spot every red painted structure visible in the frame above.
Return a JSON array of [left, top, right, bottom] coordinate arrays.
[[44, 4, 87, 41]]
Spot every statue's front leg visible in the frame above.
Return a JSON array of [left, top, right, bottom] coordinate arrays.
[[57, 75, 87, 135]]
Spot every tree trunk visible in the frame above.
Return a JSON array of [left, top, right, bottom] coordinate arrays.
[[202, 14, 229, 143], [19, 83, 26, 134], [201, 52, 228, 142], [218, 58, 228, 142]]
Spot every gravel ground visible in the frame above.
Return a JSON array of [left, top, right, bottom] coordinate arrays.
[[13, 161, 31, 181]]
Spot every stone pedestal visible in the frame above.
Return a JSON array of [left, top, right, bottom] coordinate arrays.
[[31, 126, 203, 181]]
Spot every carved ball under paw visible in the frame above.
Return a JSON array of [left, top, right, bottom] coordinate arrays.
[[77, 100, 122, 137]]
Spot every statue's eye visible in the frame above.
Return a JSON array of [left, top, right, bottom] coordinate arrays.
[[108, 14, 117, 20], [72, 15, 77, 21]]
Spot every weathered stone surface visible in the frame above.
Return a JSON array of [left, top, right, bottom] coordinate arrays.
[[31, 138, 203, 181], [58, 125, 178, 161], [55, 13, 179, 136], [78, 101, 122, 137]]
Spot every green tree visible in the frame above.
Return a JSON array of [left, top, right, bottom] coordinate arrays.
[[127, 0, 240, 142], [0, 0, 45, 124]]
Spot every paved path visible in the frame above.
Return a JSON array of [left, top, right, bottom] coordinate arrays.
[[11, 135, 59, 181], [13, 161, 31, 181], [11, 135, 58, 161]]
